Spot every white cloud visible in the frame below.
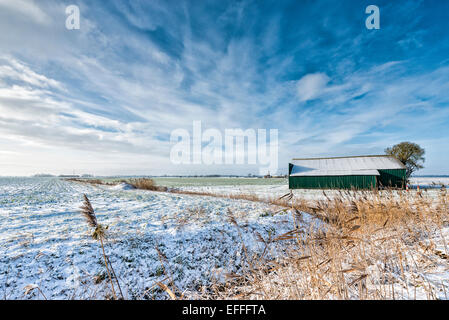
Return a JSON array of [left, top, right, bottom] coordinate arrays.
[[296, 72, 330, 102], [0, 2, 447, 176], [0, 0, 49, 24], [0, 56, 62, 89], [0, 58, 166, 160]]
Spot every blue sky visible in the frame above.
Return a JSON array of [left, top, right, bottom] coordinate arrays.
[[0, 0, 448, 176]]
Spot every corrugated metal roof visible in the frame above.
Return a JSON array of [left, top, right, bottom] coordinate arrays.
[[290, 169, 380, 177], [290, 155, 405, 177]]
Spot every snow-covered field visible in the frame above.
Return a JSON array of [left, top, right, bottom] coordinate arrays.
[[0, 177, 305, 300], [168, 176, 449, 201], [409, 177, 449, 188], [1, 176, 448, 300]]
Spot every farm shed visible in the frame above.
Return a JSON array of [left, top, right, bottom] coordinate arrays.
[[288, 155, 406, 190]]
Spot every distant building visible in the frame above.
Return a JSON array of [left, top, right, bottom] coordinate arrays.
[[288, 155, 406, 190], [33, 174, 55, 178]]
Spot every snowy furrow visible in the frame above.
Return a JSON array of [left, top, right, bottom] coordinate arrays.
[[0, 178, 304, 300]]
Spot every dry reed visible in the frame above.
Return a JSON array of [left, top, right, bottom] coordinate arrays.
[[195, 188, 449, 300], [80, 194, 124, 300]]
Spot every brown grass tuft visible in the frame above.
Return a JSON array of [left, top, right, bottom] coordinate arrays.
[[127, 178, 157, 190]]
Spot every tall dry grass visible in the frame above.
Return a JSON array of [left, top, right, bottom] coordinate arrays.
[[80, 194, 124, 300], [197, 188, 449, 300], [125, 178, 159, 191]]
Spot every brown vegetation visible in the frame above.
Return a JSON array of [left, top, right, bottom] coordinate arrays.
[[125, 178, 166, 191], [195, 188, 449, 300], [67, 177, 448, 299], [80, 195, 124, 300]]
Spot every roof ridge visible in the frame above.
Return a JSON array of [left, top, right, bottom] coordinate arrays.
[[292, 155, 394, 160]]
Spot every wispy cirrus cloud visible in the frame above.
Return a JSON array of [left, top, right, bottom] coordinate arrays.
[[0, 0, 50, 24], [0, 0, 448, 175]]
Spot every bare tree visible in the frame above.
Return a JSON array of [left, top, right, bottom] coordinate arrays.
[[385, 142, 425, 181]]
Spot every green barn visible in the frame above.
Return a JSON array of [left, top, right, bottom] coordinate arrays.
[[289, 155, 406, 190]]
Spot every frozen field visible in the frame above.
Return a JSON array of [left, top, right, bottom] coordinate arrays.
[[151, 177, 287, 187], [0, 177, 304, 300], [410, 177, 449, 188], [1, 176, 448, 300], [165, 176, 449, 202]]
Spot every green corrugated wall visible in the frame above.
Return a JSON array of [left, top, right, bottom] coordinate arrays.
[[288, 168, 406, 190], [378, 169, 406, 188], [288, 175, 377, 190]]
